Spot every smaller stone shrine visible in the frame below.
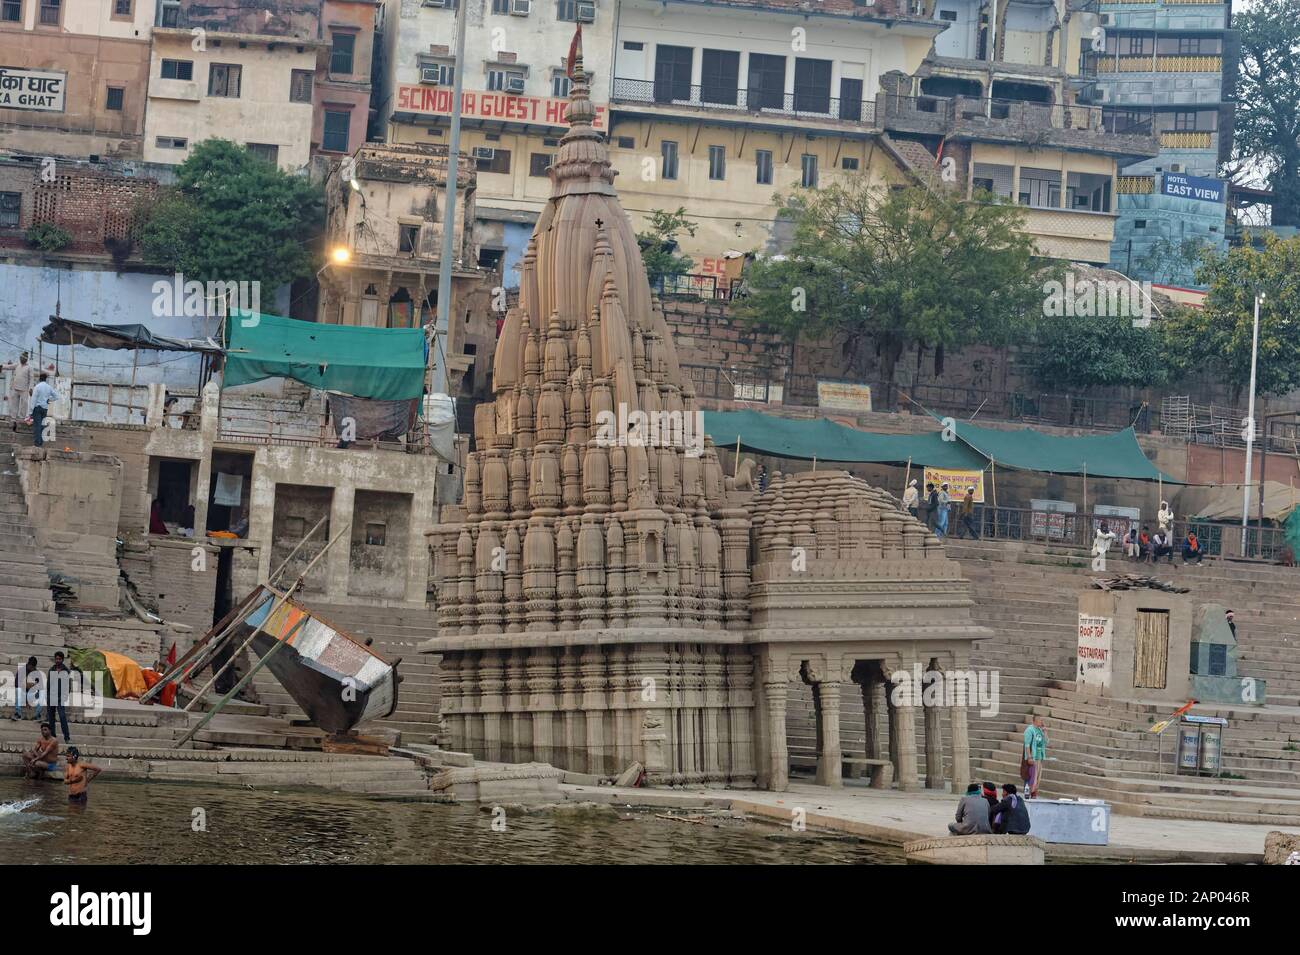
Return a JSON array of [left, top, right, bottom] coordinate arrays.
[[1190, 604, 1266, 705]]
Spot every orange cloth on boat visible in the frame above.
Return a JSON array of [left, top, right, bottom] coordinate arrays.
[[140, 668, 177, 707], [207, 530, 237, 539], [102, 650, 148, 699]]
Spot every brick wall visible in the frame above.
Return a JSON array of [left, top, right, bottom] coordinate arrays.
[[63, 619, 166, 669], [0, 163, 158, 255], [120, 538, 218, 651]]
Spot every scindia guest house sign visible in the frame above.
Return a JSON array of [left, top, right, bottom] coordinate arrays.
[[0, 68, 66, 112]]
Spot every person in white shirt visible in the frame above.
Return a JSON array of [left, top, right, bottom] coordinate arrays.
[[30, 372, 59, 448], [2, 352, 33, 426], [1157, 500, 1174, 533], [902, 478, 919, 518]]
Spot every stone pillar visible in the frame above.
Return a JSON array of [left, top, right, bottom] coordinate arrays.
[[862, 667, 886, 761], [924, 680, 945, 790], [763, 676, 790, 792], [814, 681, 843, 787], [948, 654, 972, 794], [893, 695, 920, 791]]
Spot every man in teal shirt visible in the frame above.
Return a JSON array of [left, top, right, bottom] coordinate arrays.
[[1022, 715, 1047, 798]]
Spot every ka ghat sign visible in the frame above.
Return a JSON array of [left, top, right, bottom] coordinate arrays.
[[0, 67, 66, 112]]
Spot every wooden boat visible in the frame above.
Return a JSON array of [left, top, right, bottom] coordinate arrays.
[[226, 584, 400, 734]]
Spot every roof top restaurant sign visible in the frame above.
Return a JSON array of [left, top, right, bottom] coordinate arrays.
[[0, 67, 66, 112], [395, 85, 606, 130]]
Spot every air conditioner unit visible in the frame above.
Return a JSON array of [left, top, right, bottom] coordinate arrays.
[[472, 146, 496, 160], [510, 0, 531, 15], [505, 74, 526, 94], [421, 67, 443, 85], [576, 1, 596, 23]]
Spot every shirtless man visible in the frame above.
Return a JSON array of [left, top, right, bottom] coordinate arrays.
[[63, 748, 101, 803], [21, 723, 59, 779]]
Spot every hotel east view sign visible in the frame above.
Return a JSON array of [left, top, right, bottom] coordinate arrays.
[[0, 67, 66, 112], [395, 85, 607, 130]]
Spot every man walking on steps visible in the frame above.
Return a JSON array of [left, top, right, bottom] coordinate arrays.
[[30, 371, 59, 448]]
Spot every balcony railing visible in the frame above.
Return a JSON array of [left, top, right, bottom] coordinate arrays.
[[1159, 130, 1214, 149], [611, 77, 875, 125], [1118, 175, 1155, 194], [1096, 54, 1223, 73]]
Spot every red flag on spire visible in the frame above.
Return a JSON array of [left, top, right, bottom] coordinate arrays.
[[566, 23, 583, 79]]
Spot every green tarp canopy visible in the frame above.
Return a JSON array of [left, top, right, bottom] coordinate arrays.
[[224, 312, 428, 400], [702, 409, 1177, 483]]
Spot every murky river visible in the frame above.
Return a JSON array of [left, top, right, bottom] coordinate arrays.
[[0, 778, 903, 864]]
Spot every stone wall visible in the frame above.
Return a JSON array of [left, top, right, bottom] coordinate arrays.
[[62, 618, 168, 669], [119, 538, 219, 649]]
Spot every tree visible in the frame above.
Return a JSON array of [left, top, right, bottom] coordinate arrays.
[[138, 139, 324, 295], [1134, 237, 1216, 287], [1161, 233, 1300, 401], [636, 207, 697, 287], [1234, 0, 1300, 226], [1029, 314, 1170, 391], [733, 180, 1057, 406]]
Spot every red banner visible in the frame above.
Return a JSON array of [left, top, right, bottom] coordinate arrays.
[[395, 85, 606, 130]]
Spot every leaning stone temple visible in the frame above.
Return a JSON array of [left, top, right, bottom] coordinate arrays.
[[426, 59, 989, 791]]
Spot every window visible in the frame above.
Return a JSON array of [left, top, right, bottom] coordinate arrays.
[[616, 136, 634, 149], [755, 149, 773, 185], [330, 31, 356, 76], [556, 0, 578, 20], [1124, 35, 1152, 56], [660, 140, 678, 180], [529, 153, 552, 176], [0, 192, 20, 230], [208, 63, 241, 97], [488, 69, 524, 92], [322, 109, 351, 152], [552, 72, 571, 98], [747, 52, 786, 110], [422, 62, 454, 85], [476, 148, 511, 174], [159, 0, 178, 26], [1, 0, 20, 23], [653, 45, 693, 103], [155, 136, 188, 149], [106, 87, 125, 111], [290, 69, 314, 103], [1134, 219, 1147, 229], [793, 57, 831, 114], [113, 0, 131, 14], [492, 0, 510, 11], [246, 142, 279, 165], [939, 8, 957, 20], [160, 59, 193, 81], [1173, 110, 1197, 131], [399, 224, 420, 253], [800, 154, 818, 188], [38, 0, 58, 26], [365, 523, 387, 547], [700, 49, 739, 106], [841, 157, 859, 171], [708, 145, 725, 181]]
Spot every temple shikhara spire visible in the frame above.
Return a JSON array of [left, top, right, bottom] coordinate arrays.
[[427, 55, 988, 790]]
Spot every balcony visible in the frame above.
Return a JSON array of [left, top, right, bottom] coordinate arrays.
[[1159, 129, 1215, 149], [609, 77, 875, 128], [1117, 175, 1155, 194], [880, 94, 1158, 161], [1095, 54, 1223, 73]]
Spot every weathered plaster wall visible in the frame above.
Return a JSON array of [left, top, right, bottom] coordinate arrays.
[[348, 489, 412, 599]]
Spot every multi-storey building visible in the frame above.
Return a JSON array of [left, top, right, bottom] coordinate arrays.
[[1085, 0, 1236, 286], [379, 0, 615, 285], [0, 0, 154, 159]]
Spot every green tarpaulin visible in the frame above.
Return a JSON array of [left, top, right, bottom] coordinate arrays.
[[702, 409, 1177, 483], [225, 312, 428, 400]]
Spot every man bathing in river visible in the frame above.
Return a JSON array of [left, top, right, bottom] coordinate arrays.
[[63, 748, 101, 803], [21, 723, 59, 779]]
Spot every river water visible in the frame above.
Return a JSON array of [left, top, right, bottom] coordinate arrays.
[[0, 778, 904, 864]]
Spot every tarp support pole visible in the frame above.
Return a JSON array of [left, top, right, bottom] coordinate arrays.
[[903, 455, 912, 494]]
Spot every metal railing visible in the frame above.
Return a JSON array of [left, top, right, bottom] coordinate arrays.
[[611, 77, 875, 125], [653, 272, 738, 301], [217, 394, 433, 454], [682, 364, 772, 403]]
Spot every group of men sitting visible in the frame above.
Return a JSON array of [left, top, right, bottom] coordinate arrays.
[[948, 781, 1032, 836]]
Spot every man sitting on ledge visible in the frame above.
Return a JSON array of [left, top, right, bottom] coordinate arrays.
[[990, 783, 1032, 835], [948, 781, 994, 835]]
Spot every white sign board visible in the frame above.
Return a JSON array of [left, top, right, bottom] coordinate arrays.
[[816, 380, 872, 412], [1077, 613, 1113, 688], [0, 67, 67, 112]]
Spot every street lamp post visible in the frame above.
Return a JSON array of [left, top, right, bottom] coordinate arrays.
[[431, 0, 469, 396], [1240, 290, 1264, 556]]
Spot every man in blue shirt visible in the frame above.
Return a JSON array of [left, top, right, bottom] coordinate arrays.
[[30, 372, 58, 448], [1022, 715, 1047, 798]]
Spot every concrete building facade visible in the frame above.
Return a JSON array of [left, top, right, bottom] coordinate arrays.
[[0, 0, 154, 159], [1088, 0, 1237, 286]]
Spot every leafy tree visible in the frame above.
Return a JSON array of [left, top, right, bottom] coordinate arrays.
[[733, 180, 1056, 406], [1234, 0, 1300, 226], [1030, 314, 1170, 391], [636, 207, 697, 287], [1161, 233, 1300, 401], [25, 223, 71, 252], [138, 139, 324, 296], [1133, 237, 1216, 286]]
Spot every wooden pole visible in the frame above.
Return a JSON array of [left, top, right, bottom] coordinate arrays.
[[734, 434, 741, 478], [812, 454, 817, 472], [903, 455, 912, 493], [128, 349, 138, 423], [1083, 461, 1088, 515], [991, 460, 998, 509], [173, 524, 350, 745]]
